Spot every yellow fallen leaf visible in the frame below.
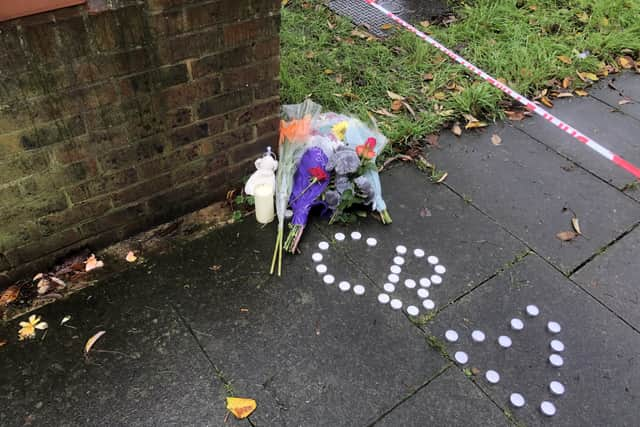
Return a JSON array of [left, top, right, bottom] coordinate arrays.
[[491, 134, 502, 145], [505, 111, 526, 121], [572, 217, 582, 235], [84, 331, 106, 354], [562, 77, 572, 89], [618, 56, 635, 69], [0, 285, 20, 307], [85, 254, 104, 272], [577, 71, 598, 82], [556, 92, 574, 98], [380, 23, 394, 30], [126, 251, 137, 263], [540, 96, 554, 108], [419, 20, 430, 28], [556, 231, 578, 242], [558, 55, 572, 65], [226, 397, 257, 419], [465, 120, 488, 129], [451, 123, 462, 136], [574, 89, 589, 97], [323, 69, 334, 75]]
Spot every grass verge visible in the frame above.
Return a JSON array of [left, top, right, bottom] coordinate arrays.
[[280, 0, 640, 154]]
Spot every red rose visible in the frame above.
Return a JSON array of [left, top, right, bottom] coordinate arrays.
[[309, 167, 328, 181]]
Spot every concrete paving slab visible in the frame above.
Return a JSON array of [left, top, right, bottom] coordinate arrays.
[[513, 91, 640, 195], [322, 165, 527, 312], [426, 254, 640, 426], [373, 367, 510, 427], [150, 221, 449, 426], [589, 72, 640, 122], [571, 226, 640, 331], [0, 266, 227, 427], [427, 123, 640, 273]]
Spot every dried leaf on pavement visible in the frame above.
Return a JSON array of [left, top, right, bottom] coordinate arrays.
[[451, 123, 462, 136], [426, 134, 439, 147], [556, 231, 578, 242], [574, 89, 589, 97], [618, 98, 633, 105], [0, 285, 20, 307], [491, 134, 502, 146], [618, 56, 635, 69], [436, 172, 448, 183], [465, 120, 488, 129], [126, 251, 137, 263], [84, 331, 106, 354], [85, 254, 104, 272], [505, 111, 526, 121], [577, 71, 599, 82], [562, 77, 572, 89], [571, 217, 582, 235], [226, 397, 257, 419], [540, 96, 554, 108], [0, 338, 6, 347]]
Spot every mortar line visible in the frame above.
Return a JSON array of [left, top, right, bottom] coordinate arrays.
[[510, 123, 640, 205], [440, 182, 640, 334], [365, 364, 452, 427]]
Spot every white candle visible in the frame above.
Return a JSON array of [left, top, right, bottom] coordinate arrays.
[[254, 183, 274, 224]]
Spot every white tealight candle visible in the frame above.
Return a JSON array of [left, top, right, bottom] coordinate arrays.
[[254, 184, 275, 224]]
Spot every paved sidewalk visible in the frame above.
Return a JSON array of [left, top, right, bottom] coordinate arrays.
[[1, 75, 639, 426]]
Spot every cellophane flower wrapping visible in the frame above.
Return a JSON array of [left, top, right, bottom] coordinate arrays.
[[290, 147, 330, 227]]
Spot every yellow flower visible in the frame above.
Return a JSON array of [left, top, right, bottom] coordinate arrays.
[[18, 315, 48, 341], [332, 121, 348, 141]]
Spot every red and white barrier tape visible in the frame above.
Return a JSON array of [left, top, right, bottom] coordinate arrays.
[[363, 0, 640, 179]]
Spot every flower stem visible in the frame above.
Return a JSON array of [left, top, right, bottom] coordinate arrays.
[[270, 227, 281, 275], [380, 209, 393, 224], [290, 178, 318, 204]]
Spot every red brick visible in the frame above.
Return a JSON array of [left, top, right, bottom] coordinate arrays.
[[227, 132, 276, 163], [223, 16, 279, 48], [160, 76, 221, 110], [254, 37, 279, 60], [191, 45, 253, 79], [148, 9, 186, 37]]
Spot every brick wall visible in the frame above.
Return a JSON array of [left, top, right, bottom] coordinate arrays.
[[0, 0, 280, 282]]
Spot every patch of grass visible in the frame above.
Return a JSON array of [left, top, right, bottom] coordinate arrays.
[[281, 0, 640, 152], [426, 334, 450, 358]]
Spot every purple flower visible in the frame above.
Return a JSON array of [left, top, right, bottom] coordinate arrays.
[[335, 175, 353, 194], [327, 147, 360, 175], [324, 190, 341, 210]]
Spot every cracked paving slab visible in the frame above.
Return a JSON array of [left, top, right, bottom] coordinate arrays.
[[0, 264, 228, 427], [426, 122, 640, 273], [571, 226, 640, 331], [426, 254, 640, 426]]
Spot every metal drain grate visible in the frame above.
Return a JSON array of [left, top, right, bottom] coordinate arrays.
[[328, 0, 395, 38]]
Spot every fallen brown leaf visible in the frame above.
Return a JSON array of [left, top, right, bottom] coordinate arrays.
[[574, 89, 589, 97], [491, 134, 502, 146], [465, 120, 488, 129], [562, 77, 572, 89], [0, 285, 20, 307], [380, 23, 394, 30], [422, 73, 434, 81], [209, 265, 222, 272], [572, 217, 582, 235], [126, 251, 137, 263], [84, 331, 106, 355], [452, 123, 462, 136], [85, 254, 104, 272], [556, 92, 574, 98], [0, 339, 6, 347], [390, 99, 403, 112], [556, 231, 578, 242], [540, 96, 554, 108], [618, 56, 635, 69], [505, 111, 526, 121], [373, 108, 395, 118], [226, 397, 257, 419], [577, 71, 599, 82], [426, 134, 439, 147]]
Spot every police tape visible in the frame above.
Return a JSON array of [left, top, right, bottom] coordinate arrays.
[[363, 0, 640, 179]]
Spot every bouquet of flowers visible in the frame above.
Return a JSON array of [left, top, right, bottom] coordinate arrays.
[[269, 100, 392, 274]]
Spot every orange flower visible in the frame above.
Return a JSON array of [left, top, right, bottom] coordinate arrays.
[[356, 137, 377, 159], [279, 115, 312, 145]]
